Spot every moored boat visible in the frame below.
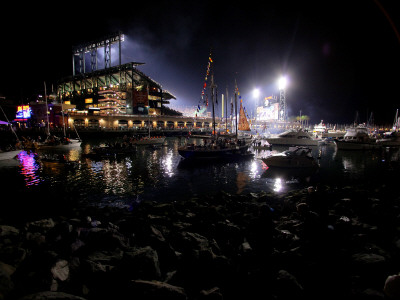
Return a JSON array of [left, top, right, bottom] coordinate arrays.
[[37, 136, 82, 149], [178, 138, 249, 159], [335, 124, 380, 150], [376, 110, 400, 147], [376, 131, 400, 147], [178, 52, 251, 160], [265, 129, 319, 146], [0, 149, 22, 161], [261, 146, 319, 168], [131, 136, 166, 145], [87, 143, 137, 157]]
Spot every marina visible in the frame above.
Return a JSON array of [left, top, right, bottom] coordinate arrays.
[[1, 135, 399, 210], [1, 5, 400, 297]]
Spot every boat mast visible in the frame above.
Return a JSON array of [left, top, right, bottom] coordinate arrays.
[[0, 102, 20, 143], [44, 81, 50, 136], [234, 80, 238, 139], [211, 73, 217, 139], [225, 86, 228, 134]]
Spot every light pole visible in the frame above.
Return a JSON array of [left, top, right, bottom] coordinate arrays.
[[278, 76, 287, 122], [253, 88, 260, 122]]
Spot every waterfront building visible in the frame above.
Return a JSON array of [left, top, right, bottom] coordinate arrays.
[[56, 62, 177, 117]]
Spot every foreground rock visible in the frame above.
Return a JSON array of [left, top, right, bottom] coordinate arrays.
[[1, 184, 400, 299]]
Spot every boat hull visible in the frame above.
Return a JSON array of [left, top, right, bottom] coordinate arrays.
[[265, 138, 319, 146], [335, 140, 381, 150], [178, 145, 249, 159], [262, 156, 318, 168], [132, 137, 166, 145], [91, 146, 137, 155], [376, 138, 400, 147], [38, 139, 82, 149], [0, 150, 22, 161]]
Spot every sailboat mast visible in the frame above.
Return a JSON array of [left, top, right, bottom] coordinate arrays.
[[44, 81, 50, 136], [234, 80, 238, 139], [225, 86, 228, 133], [211, 73, 217, 139]]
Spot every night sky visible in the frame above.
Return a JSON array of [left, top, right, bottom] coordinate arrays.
[[1, 0, 399, 125]]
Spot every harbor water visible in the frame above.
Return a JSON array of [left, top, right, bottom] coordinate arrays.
[[1, 137, 399, 221]]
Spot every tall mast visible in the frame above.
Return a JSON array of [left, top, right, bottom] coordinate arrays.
[[225, 86, 228, 133], [211, 73, 217, 139], [234, 80, 238, 139], [44, 81, 50, 136]]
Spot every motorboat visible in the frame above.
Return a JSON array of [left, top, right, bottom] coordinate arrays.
[[37, 137, 82, 149], [312, 120, 345, 139], [265, 129, 319, 146], [178, 138, 250, 159], [313, 120, 327, 136], [376, 110, 400, 147], [335, 125, 380, 150], [376, 131, 400, 147], [0, 149, 22, 161], [261, 146, 319, 168], [131, 136, 166, 145], [87, 143, 137, 157]]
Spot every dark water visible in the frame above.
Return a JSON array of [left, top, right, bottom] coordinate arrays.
[[1, 137, 399, 220]]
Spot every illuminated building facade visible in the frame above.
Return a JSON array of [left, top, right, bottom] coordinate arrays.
[[256, 95, 279, 121], [56, 32, 176, 116], [57, 62, 176, 116]]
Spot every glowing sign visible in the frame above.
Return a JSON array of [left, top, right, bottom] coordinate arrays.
[[16, 105, 32, 119], [257, 103, 279, 121]]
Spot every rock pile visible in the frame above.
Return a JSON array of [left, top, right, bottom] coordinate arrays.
[[1, 184, 400, 299]]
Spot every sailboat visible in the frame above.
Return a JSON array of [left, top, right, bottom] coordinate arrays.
[[0, 104, 23, 161], [131, 113, 166, 145], [237, 96, 253, 142], [37, 83, 82, 149], [376, 109, 400, 147], [178, 53, 251, 160]]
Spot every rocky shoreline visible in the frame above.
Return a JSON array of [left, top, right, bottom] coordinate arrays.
[[1, 184, 400, 299]]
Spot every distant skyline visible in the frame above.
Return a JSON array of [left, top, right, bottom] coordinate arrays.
[[1, 0, 399, 125]]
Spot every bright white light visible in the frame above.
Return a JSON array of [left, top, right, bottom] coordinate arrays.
[[278, 76, 287, 90], [273, 177, 283, 192], [253, 88, 260, 98]]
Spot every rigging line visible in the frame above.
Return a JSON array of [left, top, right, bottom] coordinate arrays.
[[373, 0, 400, 44]]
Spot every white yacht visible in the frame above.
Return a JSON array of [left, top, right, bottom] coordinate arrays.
[[313, 120, 345, 139], [313, 120, 327, 137], [265, 129, 319, 146], [376, 131, 400, 147], [261, 146, 318, 168], [376, 110, 400, 147], [335, 125, 380, 150]]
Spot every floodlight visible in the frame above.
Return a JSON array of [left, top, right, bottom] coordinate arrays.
[[278, 76, 287, 90], [253, 88, 260, 98]]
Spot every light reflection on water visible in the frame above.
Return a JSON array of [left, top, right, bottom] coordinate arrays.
[[1, 139, 399, 209], [17, 151, 41, 186]]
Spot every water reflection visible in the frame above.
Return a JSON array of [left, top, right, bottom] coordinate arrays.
[[273, 178, 283, 192], [3, 139, 400, 210], [161, 150, 175, 177], [17, 151, 41, 186]]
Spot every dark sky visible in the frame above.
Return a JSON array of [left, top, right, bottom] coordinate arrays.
[[1, 0, 399, 125]]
